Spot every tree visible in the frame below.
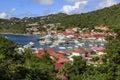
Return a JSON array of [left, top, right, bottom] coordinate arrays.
[[0, 36, 57, 80]]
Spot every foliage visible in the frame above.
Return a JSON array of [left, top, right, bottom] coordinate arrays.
[[0, 36, 56, 80]]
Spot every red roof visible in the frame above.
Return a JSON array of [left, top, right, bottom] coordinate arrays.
[[47, 48, 56, 54], [74, 49, 84, 54], [56, 51, 65, 54], [46, 49, 60, 59], [46, 49, 65, 59], [56, 54, 64, 58], [34, 53, 42, 58], [63, 32, 74, 36], [57, 58, 70, 63], [56, 52, 64, 58], [91, 47, 105, 52], [54, 63, 63, 70], [97, 47, 105, 52], [50, 53, 58, 58], [57, 74, 67, 80], [38, 49, 44, 53]]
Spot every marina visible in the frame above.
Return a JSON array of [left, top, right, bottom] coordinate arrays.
[[2, 33, 107, 54]]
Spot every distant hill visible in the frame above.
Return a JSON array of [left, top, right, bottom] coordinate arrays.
[[44, 3, 120, 29], [1, 3, 120, 33], [0, 19, 10, 24], [23, 3, 120, 29]]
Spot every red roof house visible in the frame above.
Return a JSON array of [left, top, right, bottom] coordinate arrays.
[[34, 53, 42, 58], [38, 49, 44, 53], [74, 49, 84, 54], [54, 63, 63, 70], [56, 57, 71, 63]]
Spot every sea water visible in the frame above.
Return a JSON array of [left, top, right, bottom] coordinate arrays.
[[2, 34, 40, 48]]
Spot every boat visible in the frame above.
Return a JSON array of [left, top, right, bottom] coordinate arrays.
[[45, 39, 52, 45], [31, 48, 38, 53], [23, 42, 34, 48], [59, 46, 66, 49], [67, 46, 73, 49], [50, 44, 56, 48]]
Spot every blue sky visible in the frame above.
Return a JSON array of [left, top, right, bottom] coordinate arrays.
[[0, 0, 120, 19]]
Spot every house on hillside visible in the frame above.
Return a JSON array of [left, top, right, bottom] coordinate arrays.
[[95, 25, 109, 31], [68, 49, 85, 61], [26, 26, 40, 35], [27, 23, 38, 27]]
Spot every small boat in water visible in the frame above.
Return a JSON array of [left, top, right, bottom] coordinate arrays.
[[59, 46, 66, 49], [23, 42, 34, 48], [67, 46, 73, 49]]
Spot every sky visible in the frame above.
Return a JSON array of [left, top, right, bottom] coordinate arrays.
[[0, 0, 120, 19]]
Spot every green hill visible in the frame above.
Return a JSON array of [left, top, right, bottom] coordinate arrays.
[[1, 3, 120, 33], [44, 3, 120, 29], [23, 3, 120, 30]]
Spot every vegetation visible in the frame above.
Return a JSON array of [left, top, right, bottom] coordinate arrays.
[[0, 3, 120, 80], [55, 26, 120, 80], [1, 4, 120, 33], [0, 27, 120, 80], [0, 36, 57, 80]]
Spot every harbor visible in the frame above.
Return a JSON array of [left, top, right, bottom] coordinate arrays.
[[1, 27, 116, 70], [2, 33, 107, 53], [2, 28, 115, 63]]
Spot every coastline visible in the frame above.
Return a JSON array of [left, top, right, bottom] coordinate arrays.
[[0, 33, 41, 39], [0, 33, 35, 36]]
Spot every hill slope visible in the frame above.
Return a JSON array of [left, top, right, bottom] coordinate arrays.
[[25, 3, 120, 29], [1, 3, 120, 33], [45, 3, 120, 29]]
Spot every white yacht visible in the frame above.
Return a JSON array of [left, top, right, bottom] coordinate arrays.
[[59, 46, 66, 49]]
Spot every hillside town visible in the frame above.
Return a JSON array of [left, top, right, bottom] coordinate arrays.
[[18, 23, 116, 72]]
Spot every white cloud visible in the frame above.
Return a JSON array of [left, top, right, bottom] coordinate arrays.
[[0, 12, 9, 19], [61, 1, 89, 14], [96, 0, 117, 9], [11, 8, 16, 12], [33, 0, 54, 6], [61, 0, 117, 14], [0, 8, 16, 19]]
